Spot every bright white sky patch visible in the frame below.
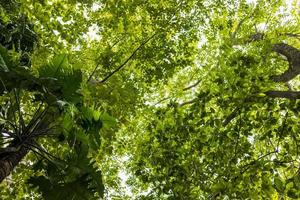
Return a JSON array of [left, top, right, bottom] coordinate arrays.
[[256, 23, 267, 31], [83, 23, 101, 41], [72, 45, 81, 51], [53, 30, 59, 36], [276, 0, 298, 24], [247, 135, 254, 144], [197, 35, 207, 49], [57, 16, 73, 25], [118, 170, 133, 196], [246, 0, 257, 5], [91, 3, 102, 12]]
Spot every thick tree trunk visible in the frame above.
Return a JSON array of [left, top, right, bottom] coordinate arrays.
[[0, 142, 30, 182]]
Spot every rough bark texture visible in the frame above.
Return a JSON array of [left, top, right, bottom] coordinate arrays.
[[0, 142, 29, 182], [272, 43, 300, 82]]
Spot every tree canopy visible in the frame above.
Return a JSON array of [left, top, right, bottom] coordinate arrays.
[[0, 0, 300, 199]]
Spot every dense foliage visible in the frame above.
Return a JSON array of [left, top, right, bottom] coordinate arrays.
[[0, 0, 300, 199]]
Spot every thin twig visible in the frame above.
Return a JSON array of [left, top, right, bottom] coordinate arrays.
[[231, 9, 256, 40], [1, 129, 16, 138], [154, 97, 171, 106], [239, 151, 277, 175], [276, 112, 288, 148], [87, 37, 123, 82], [87, 62, 102, 83], [53, 54, 67, 76], [0, 140, 13, 146], [233, 111, 242, 159], [154, 80, 201, 106], [231, 17, 248, 40], [179, 98, 198, 107], [183, 80, 201, 91], [5, 120, 19, 137], [98, 32, 157, 83]]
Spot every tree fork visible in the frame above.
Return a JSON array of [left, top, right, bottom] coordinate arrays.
[[272, 43, 300, 82]]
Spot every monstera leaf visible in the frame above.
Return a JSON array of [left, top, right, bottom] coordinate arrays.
[[28, 144, 104, 200], [0, 52, 9, 72], [80, 107, 102, 145], [24, 55, 102, 199], [0, 47, 83, 106], [28, 175, 96, 200], [38, 54, 83, 104], [0, 44, 16, 72], [0, 44, 40, 94], [60, 105, 103, 153]]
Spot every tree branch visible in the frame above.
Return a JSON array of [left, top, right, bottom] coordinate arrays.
[[96, 33, 157, 84], [222, 96, 256, 127], [285, 33, 300, 41], [273, 43, 300, 63], [179, 98, 198, 107], [223, 108, 239, 126], [265, 90, 300, 99], [154, 97, 171, 106], [272, 43, 300, 82], [183, 80, 201, 91], [246, 37, 300, 82], [239, 150, 277, 176], [87, 63, 101, 83], [231, 10, 256, 41], [231, 17, 250, 40], [87, 37, 122, 83]]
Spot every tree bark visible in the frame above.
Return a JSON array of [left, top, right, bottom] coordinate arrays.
[[272, 43, 300, 82], [265, 91, 300, 99], [0, 142, 30, 182], [0, 108, 53, 183]]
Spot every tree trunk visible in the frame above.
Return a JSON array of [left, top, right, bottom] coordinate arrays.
[[0, 142, 30, 183], [0, 110, 53, 183]]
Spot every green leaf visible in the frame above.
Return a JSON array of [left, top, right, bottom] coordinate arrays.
[[51, 54, 69, 69], [0, 54, 8, 72], [28, 175, 95, 200], [38, 55, 82, 103], [287, 189, 300, 199], [100, 112, 117, 127], [274, 176, 285, 193], [29, 145, 105, 199]]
